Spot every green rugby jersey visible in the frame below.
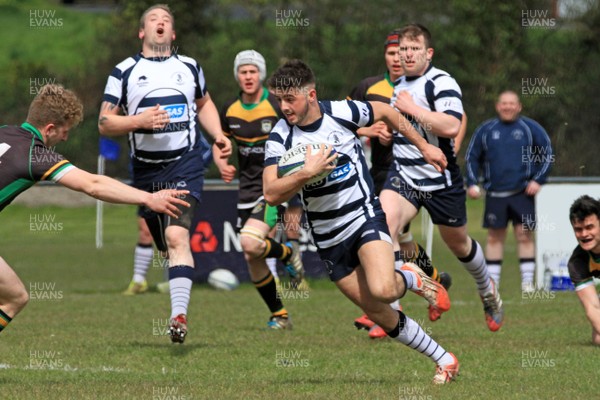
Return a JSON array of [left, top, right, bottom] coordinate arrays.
[[0, 123, 73, 211]]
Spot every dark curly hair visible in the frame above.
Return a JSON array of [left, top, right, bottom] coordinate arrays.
[[569, 195, 600, 224], [267, 59, 315, 91]]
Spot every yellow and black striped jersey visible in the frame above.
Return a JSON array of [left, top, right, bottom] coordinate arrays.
[[347, 72, 394, 173], [220, 89, 282, 208]]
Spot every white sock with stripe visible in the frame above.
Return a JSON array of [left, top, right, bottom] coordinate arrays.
[[133, 244, 153, 283], [459, 238, 493, 295], [388, 311, 454, 366], [169, 265, 194, 318], [520, 258, 535, 285]]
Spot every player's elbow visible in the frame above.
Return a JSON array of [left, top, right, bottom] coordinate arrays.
[[97, 115, 110, 136], [79, 176, 103, 200], [441, 121, 461, 138], [264, 192, 283, 207], [98, 125, 109, 136]]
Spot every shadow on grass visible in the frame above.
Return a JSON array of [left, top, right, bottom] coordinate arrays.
[[126, 341, 208, 354], [278, 377, 390, 385]]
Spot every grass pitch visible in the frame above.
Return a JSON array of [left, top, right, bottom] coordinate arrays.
[[0, 201, 598, 399]]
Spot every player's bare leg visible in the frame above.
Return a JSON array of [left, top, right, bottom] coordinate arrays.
[[485, 227, 507, 288], [334, 243, 458, 384], [282, 204, 306, 289], [514, 223, 535, 292], [0, 257, 29, 332], [241, 218, 292, 329]]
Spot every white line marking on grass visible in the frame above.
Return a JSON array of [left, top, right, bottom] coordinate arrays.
[[1, 363, 128, 373]]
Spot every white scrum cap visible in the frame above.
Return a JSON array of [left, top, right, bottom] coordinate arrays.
[[233, 50, 266, 83]]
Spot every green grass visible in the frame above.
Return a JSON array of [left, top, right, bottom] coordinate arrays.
[[0, 200, 598, 399]]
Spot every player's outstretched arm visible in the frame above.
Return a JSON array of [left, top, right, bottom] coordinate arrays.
[[357, 121, 393, 146], [57, 168, 190, 218], [371, 101, 447, 172], [575, 285, 600, 345], [394, 91, 461, 138]]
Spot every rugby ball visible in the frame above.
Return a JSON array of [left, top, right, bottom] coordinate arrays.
[[277, 143, 338, 185], [207, 268, 239, 291]]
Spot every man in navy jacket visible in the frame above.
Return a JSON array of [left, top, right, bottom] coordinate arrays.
[[465, 90, 553, 292]]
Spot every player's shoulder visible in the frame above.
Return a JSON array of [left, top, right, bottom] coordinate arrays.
[[569, 245, 590, 267], [263, 91, 283, 116], [266, 90, 280, 104], [221, 95, 240, 113], [113, 55, 139, 74], [426, 66, 453, 79], [270, 118, 291, 135], [426, 66, 461, 88], [320, 99, 356, 118], [322, 99, 367, 112], [357, 74, 387, 89], [175, 54, 199, 67]]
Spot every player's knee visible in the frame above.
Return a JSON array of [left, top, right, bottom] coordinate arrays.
[[446, 237, 471, 257], [13, 286, 29, 313], [138, 230, 153, 245], [240, 236, 264, 259], [487, 233, 504, 246], [165, 230, 190, 252], [240, 226, 267, 259], [370, 282, 399, 304]]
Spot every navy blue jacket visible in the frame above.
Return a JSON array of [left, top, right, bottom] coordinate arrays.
[[465, 116, 552, 192]]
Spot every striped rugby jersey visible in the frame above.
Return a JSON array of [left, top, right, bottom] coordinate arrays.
[[103, 53, 206, 164], [221, 89, 282, 209], [265, 100, 377, 249], [0, 123, 74, 211], [391, 65, 463, 191]]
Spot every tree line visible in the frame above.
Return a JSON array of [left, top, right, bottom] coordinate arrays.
[[4, 0, 599, 178]]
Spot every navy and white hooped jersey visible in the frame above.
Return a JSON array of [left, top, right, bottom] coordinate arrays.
[[103, 53, 206, 164], [391, 65, 464, 191], [265, 100, 378, 249]]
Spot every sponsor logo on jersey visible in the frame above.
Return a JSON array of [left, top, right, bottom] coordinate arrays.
[[163, 104, 187, 119], [304, 178, 327, 190], [328, 163, 351, 181]]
